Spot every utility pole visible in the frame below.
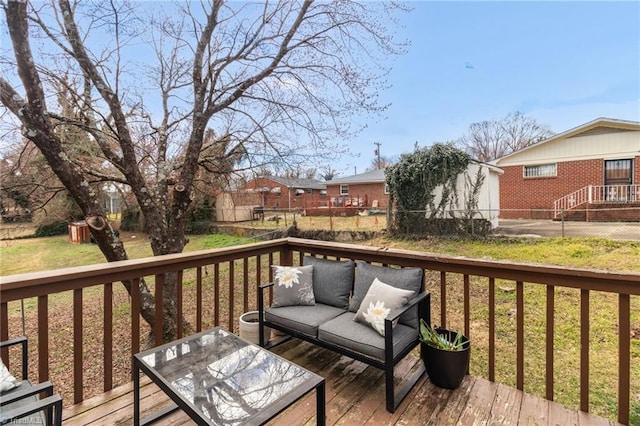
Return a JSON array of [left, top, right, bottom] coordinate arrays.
[[373, 142, 381, 169]]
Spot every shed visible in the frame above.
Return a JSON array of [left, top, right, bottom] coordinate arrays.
[[68, 221, 91, 244]]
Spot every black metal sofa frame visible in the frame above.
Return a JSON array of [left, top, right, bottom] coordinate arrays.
[[257, 267, 430, 413]]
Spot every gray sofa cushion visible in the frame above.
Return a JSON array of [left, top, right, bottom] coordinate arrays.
[[318, 312, 418, 362], [265, 304, 346, 337], [302, 256, 355, 309], [349, 261, 423, 326]]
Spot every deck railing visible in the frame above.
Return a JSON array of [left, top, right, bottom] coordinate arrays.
[[1, 237, 638, 424], [554, 184, 640, 218]]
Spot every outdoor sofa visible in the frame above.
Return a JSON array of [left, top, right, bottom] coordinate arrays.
[[258, 256, 430, 413], [0, 336, 62, 425]]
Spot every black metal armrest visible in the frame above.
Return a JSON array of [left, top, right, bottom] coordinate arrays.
[[0, 393, 62, 426], [0, 336, 27, 350], [257, 282, 276, 347], [257, 282, 274, 310], [258, 282, 275, 290], [0, 381, 54, 406], [386, 291, 431, 323], [0, 336, 28, 380]]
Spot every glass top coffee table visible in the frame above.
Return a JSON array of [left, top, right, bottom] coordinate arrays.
[[133, 327, 325, 425]]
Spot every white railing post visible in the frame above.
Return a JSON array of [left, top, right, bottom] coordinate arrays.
[[588, 185, 593, 203]]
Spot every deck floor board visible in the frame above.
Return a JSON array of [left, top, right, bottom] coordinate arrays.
[[62, 339, 622, 425]]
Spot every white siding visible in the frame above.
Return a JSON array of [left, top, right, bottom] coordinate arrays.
[[497, 129, 640, 166], [429, 163, 501, 228]]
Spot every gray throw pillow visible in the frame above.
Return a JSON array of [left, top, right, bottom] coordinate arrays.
[[302, 256, 354, 308], [271, 265, 315, 307], [354, 278, 414, 336], [349, 261, 423, 326]]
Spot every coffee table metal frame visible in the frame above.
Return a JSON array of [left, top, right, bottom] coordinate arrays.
[[133, 327, 325, 425]]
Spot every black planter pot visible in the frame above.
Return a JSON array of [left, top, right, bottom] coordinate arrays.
[[420, 329, 471, 389]]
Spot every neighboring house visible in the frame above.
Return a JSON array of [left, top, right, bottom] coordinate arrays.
[[325, 164, 502, 227], [325, 168, 389, 210], [240, 176, 327, 211], [101, 183, 123, 215], [494, 118, 640, 221]]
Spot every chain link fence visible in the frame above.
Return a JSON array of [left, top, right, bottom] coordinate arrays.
[[251, 206, 640, 241]]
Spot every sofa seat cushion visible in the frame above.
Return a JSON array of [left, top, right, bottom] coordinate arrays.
[[318, 312, 418, 362], [265, 304, 346, 338]]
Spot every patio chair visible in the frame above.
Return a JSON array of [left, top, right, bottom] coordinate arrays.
[[0, 337, 62, 425]]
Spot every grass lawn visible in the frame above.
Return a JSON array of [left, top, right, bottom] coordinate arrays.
[[1, 223, 639, 422]]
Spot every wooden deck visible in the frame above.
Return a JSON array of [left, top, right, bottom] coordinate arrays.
[[62, 338, 621, 425]]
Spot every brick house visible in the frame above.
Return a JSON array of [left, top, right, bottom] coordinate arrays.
[[325, 168, 389, 211], [240, 176, 327, 212], [494, 118, 640, 221]]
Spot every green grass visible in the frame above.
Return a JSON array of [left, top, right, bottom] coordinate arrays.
[[0, 232, 255, 275], [1, 229, 638, 422], [376, 236, 640, 272]]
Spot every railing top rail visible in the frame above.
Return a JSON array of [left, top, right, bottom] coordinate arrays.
[[287, 238, 640, 294], [2, 238, 639, 301], [0, 238, 288, 299]]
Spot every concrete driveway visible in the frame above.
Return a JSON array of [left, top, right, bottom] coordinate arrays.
[[495, 219, 640, 241]]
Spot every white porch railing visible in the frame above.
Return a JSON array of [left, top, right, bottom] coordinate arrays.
[[553, 184, 640, 218]]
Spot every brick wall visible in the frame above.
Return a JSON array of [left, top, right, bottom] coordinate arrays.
[[501, 159, 603, 219], [326, 182, 389, 209], [500, 156, 640, 219]]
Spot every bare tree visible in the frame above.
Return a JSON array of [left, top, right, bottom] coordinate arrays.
[[319, 165, 338, 181], [0, 0, 407, 339], [457, 111, 554, 162], [367, 155, 395, 171]]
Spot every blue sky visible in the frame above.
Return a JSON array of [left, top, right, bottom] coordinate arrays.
[[340, 1, 640, 175]]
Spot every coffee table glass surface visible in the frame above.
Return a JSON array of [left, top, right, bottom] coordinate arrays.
[[134, 327, 324, 425]]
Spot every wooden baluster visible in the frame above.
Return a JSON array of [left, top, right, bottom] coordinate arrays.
[[154, 274, 164, 347], [545, 284, 555, 401], [104, 282, 113, 392], [176, 270, 183, 339], [196, 267, 203, 332], [618, 293, 630, 425], [580, 289, 589, 412], [516, 281, 524, 391], [214, 264, 220, 327], [488, 277, 495, 382], [37, 295, 49, 383], [73, 289, 83, 403], [131, 278, 140, 381]]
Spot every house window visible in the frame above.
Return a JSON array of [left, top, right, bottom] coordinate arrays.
[[295, 188, 304, 196], [384, 183, 390, 194], [604, 159, 632, 185], [306, 188, 313, 195], [340, 184, 349, 195], [523, 164, 556, 178]]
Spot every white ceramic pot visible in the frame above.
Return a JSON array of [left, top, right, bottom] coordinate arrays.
[[239, 311, 271, 345]]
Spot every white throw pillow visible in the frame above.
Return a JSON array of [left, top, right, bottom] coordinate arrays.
[[0, 359, 18, 393], [354, 277, 415, 336]]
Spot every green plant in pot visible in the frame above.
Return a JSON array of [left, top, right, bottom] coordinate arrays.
[[419, 319, 471, 389]]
